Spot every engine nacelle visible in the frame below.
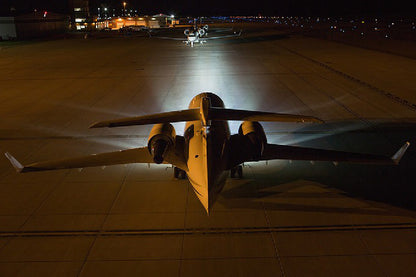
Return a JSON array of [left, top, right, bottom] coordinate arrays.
[[184, 29, 190, 36], [203, 25, 209, 31], [198, 28, 206, 36], [147, 123, 176, 164], [238, 121, 267, 160]]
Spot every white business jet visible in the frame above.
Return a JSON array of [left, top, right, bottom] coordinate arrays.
[[156, 24, 241, 47], [5, 93, 410, 213]]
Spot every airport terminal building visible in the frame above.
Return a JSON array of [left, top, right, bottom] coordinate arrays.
[[96, 14, 178, 30]]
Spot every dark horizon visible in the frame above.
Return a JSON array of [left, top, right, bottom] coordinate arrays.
[[1, 0, 416, 17]]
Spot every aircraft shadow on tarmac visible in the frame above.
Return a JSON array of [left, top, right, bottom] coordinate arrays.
[[220, 119, 416, 212]]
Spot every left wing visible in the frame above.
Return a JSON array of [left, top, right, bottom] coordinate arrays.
[[153, 36, 185, 41], [254, 142, 410, 165], [5, 147, 154, 173], [205, 30, 242, 40]]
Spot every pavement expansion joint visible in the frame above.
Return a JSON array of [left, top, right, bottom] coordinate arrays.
[[1, 222, 416, 238]]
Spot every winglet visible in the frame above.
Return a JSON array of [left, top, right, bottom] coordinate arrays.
[[391, 142, 410, 165], [4, 152, 24, 173]]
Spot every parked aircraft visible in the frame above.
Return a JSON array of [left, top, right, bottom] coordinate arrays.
[[156, 24, 242, 47], [5, 93, 410, 213]]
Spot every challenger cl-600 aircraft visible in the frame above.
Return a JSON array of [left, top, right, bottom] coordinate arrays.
[[156, 24, 242, 47], [5, 93, 410, 213]]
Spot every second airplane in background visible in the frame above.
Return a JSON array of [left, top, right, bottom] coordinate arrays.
[[156, 23, 242, 47]]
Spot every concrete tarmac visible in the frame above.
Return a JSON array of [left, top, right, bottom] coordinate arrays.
[[0, 28, 416, 277]]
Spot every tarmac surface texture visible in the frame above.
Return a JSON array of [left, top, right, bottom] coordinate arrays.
[[0, 28, 416, 276]]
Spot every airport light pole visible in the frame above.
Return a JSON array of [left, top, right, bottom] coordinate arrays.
[[123, 2, 127, 16]]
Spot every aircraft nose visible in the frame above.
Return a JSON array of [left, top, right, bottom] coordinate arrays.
[[188, 167, 221, 214]]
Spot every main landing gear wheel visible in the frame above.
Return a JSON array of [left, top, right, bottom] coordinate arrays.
[[230, 165, 243, 178], [174, 167, 186, 179]]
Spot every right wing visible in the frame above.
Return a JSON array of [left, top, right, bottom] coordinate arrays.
[[255, 142, 410, 165], [5, 147, 154, 173]]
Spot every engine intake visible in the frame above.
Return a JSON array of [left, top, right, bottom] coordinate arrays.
[[147, 123, 176, 164], [198, 28, 206, 36], [238, 121, 267, 161]]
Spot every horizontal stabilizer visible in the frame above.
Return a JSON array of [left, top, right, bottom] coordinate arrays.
[[90, 107, 322, 128], [208, 108, 323, 123], [90, 109, 200, 128]]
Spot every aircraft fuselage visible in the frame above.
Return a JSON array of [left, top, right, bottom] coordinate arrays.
[[185, 93, 230, 212]]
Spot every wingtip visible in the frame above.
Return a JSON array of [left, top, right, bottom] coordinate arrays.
[[304, 116, 324, 124], [89, 122, 107, 129], [391, 141, 410, 165], [4, 152, 24, 173]]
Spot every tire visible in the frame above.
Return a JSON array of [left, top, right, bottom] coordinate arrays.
[[174, 167, 179, 179], [237, 165, 243, 178], [230, 167, 236, 178], [178, 169, 186, 179]]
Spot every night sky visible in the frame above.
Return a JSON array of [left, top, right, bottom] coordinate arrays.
[[1, 0, 416, 16]]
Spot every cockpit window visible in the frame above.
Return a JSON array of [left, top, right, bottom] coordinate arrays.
[[184, 124, 194, 141]]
